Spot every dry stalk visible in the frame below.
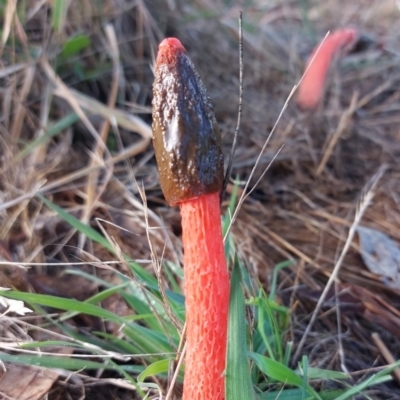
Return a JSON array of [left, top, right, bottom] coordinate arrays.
[[10, 65, 36, 140], [293, 165, 386, 362], [316, 90, 359, 176], [0, 140, 150, 213], [371, 332, 400, 385], [31, 82, 53, 164], [78, 24, 120, 250], [0, 0, 17, 56]]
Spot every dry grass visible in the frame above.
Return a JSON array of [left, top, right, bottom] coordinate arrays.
[[1, 0, 400, 398]]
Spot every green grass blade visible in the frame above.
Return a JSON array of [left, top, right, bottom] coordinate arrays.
[[248, 352, 322, 400], [255, 293, 276, 361], [1, 291, 123, 322], [333, 361, 400, 400], [248, 292, 290, 363], [17, 113, 79, 160], [164, 261, 182, 293], [269, 260, 293, 301], [301, 355, 308, 400], [28, 303, 127, 354], [222, 178, 239, 236], [68, 268, 183, 332], [318, 389, 353, 400], [94, 332, 142, 355], [259, 388, 314, 400], [0, 352, 142, 373], [2, 291, 177, 361], [250, 352, 302, 385], [223, 178, 239, 260], [57, 280, 130, 321], [283, 341, 292, 367], [123, 323, 175, 355], [20, 340, 87, 350], [300, 367, 348, 380], [226, 256, 256, 400], [36, 194, 156, 284], [37, 193, 115, 252], [137, 358, 172, 382], [51, 0, 69, 32]]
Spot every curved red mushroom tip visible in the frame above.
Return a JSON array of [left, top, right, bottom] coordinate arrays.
[[156, 38, 187, 66], [297, 28, 358, 110]]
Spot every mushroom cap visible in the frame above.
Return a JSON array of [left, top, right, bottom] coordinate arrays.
[[152, 38, 224, 206]]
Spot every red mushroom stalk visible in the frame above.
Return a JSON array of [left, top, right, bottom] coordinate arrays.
[[152, 38, 229, 399], [297, 28, 358, 110]]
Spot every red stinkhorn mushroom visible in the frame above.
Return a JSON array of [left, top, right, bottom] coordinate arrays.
[[297, 28, 358, 110], [152, 38, 229, 399]]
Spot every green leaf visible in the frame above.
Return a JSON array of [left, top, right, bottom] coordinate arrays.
[[61, 34, 90, 58], [248, 353, 322, 400], [137, 358, 172, 382], [226, 256, 256, 400]]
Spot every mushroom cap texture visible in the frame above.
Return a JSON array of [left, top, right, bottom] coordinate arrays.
[[152, 38, 224, 206]]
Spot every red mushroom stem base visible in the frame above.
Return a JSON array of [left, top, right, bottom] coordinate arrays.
[[180, 192, 230, 400]]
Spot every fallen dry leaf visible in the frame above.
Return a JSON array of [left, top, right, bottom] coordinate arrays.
[[0, 363, 59, 400], [357, 225, 400, 290]]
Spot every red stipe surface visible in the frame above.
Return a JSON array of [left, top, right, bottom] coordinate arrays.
[[156, 37, 187, 66], [180, 192, 229, 400], [297, 29, 358, 110]]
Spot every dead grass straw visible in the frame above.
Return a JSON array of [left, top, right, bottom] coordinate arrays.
[[1, 0, 400, 397]]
